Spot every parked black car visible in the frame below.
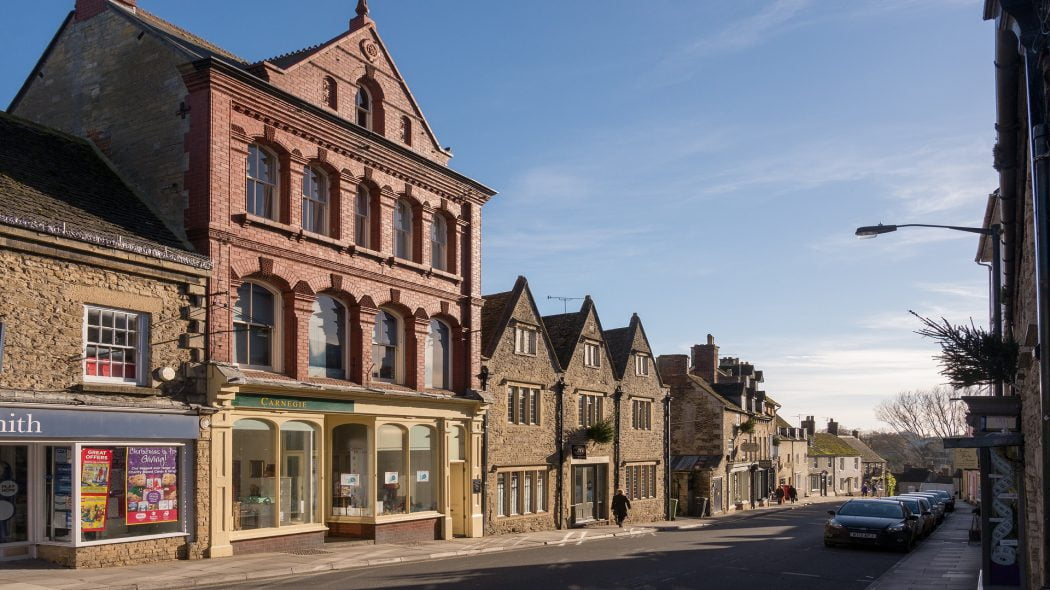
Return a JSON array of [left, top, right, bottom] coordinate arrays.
[[824, 499, 921, 552], [924, 489, 955, 512], [901, 492, 947, 523], [885, 496, 935, 538]]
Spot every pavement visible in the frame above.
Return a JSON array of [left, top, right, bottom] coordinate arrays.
[[865, 502, 981, 590], [0, 494, 844, 590]]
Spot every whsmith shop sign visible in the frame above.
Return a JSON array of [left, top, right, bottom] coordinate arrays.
[[232, 394, 355, 413]]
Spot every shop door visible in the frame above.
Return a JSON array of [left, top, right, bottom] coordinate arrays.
[[0, 445, 29, 559], [710, 476, 723, 515], [573, 465, 605, 524], [449, 461, 467, 537]]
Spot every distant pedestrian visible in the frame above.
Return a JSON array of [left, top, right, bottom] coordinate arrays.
[[788, 485, 797, 503], [774, 486, 785, 505], [861, 484, 869, 497], [612, 489, 631, 527]]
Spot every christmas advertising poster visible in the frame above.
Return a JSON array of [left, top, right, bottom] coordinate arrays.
[[80, 448, 112, 532], [126, 447, 178, 525]]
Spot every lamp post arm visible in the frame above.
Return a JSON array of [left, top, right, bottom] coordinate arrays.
[[893, 223, 1000, 236]]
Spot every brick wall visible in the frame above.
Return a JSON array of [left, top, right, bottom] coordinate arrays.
[[231, 531, 326, 556]]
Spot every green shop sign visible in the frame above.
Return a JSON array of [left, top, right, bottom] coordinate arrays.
[[233, 394, 355, 413]]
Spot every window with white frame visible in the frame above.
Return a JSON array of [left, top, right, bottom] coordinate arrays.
[[301, 165, 328, 235], [84, 306, 147, 384], [625, 464, 657, 500], [496, 468, 547, 517], [584, 342, 601, 368], [578, 394, 603, 427], [233, 282, 276, 369], [631, 399, 652, 430], [246, 144, 277, 220], [394, 200, 413, 260], [507, 386, 540, 425], [514, 325, 537, 355], [430, 214, 448, 271], [854, 457, 859, 469], [372, 309, 401, 383], [355, 184, 372, 248], [424, 319, 451, 389], [308, 294, 345, 378], [635, 354, 650, 376]]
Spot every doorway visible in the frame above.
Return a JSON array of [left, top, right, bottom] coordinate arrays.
[[572, 464, 606, 524], [0, 445, 30, 560], [449, 461, 467, 536]]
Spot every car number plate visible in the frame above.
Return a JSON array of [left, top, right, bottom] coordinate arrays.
[[850, 532, 877, 539]]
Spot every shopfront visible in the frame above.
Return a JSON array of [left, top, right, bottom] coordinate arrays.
[[207, 380, 485, 557], [0, 406, 200, 565]]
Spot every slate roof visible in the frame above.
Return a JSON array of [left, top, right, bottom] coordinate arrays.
[[0, 111, 207, 268], [809, 433, 860, 457], [480, 289, 514, 359], [775, 415, 792, 429], [838, 435, 886, 464], [602, 326, 632, 379], [542, 310, 587, 370]]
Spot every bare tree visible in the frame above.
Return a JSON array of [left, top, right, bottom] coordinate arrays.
[[875, 386, 969, 439]]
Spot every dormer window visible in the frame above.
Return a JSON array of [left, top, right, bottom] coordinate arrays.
[[635, 354, 650, 376], [584, 342, 601, 368], [323, 76, 338, 110], [355, 87, 372, 130]]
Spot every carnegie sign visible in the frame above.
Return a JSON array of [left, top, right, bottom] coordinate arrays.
[[232, 394, 355, 413]]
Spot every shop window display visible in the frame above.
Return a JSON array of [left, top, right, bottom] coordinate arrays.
[[377, 425, 405, 515], [331, 424, 371, 517], [0, 446, 28, 544], [409, 426, 437, 512], [232, 419, 276, 530], [80, 446, 182, 542], [280, 422, 319, 526]]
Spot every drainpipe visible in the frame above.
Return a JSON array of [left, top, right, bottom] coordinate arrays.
[[663, 390, 672, 519], [613, 385, 623, 490], [555, 376, 566, 529], [478, 365, 490, 533]]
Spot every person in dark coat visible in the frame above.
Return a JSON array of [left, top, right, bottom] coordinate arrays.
[[788, 485, 798, 503], [774, 486, 785, 504], [612, 489, 631, 527]]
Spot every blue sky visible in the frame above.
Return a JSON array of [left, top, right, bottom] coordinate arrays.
[[1, 0, 995, 430]]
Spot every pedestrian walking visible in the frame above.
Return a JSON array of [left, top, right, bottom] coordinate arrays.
[[788, 485, 797, 503], [612, 489, 631, 527], [861, 483, 869, 497], [774, 486, 784, 505]]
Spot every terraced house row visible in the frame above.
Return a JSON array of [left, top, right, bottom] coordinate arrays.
[[0, 0, 883, 570]]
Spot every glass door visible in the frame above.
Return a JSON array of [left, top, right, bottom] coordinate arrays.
[[0, 445, 29, 547], [573, 465, 597, 524]]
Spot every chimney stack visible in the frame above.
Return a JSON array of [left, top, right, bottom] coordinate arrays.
[[851, 430, 860, 439], [690, 334, 719, 383], [801, 416, 815, 437], [827, 419, 839, 436]]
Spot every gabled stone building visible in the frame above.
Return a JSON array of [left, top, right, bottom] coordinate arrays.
[[838, 430, 888, 496], [661, 336, 780, 516], [802, 418, 863, 496], [11, 0, 495, 555], [0, 112, 211, 567], [774, 416, 809, 496], [479, 277, 561, 534]]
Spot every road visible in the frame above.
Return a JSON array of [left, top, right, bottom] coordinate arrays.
[[217, 504, 908, 589]]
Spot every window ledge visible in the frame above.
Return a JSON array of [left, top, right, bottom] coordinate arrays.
[[373, 511, 443, 524], [431, 268, 462, 283], [229, 522, 329, 542], [77, 382, 162, 396]]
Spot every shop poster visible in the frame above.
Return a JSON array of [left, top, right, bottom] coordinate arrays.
[[126, 447, 178, 525], [80, 448, 112, 532]]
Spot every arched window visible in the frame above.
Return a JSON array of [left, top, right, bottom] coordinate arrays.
[[372, 310, 400, 383], [301, 165, 328, 235], [232, 419, 275, 530], [409, 425, 437, 512], [308, 295, 345, 378], [246, 144, 277, 220], [377, 425, 405, 515], [280, 421, 320, 525], [424, 319, 450, 389], [355, 87, 372, 130], [430, 214, 448, 271], [393, 200, 413, 260], [323, 76, 337, 110], [355, 184, 371, 248], [234, 282, 276, 369], [400, 115, 412, 146]]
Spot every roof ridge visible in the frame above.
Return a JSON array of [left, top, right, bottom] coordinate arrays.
[[256, 42, 326, 66], [129, 5, 248, 64]]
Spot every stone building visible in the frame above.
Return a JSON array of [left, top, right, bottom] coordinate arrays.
[[662, 336, 780, 516], [479, 277, 561, 534], [774, 416, 809, 497], [838, 430, 887, 496], [0, 111, 211, 566], [480, 279, 668, 531], [11, 0, 495, 555], [802, 418, 862, 496]]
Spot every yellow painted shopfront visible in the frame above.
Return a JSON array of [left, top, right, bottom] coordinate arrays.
[[207, 369, 485, 557]]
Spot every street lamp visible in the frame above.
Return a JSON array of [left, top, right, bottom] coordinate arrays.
[[854, 222, 1003, 395]]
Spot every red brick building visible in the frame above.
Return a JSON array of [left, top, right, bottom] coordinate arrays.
[[12, 0, 495, 556]]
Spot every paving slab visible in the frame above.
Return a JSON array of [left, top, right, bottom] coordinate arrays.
[[867, 503, 980, 590]]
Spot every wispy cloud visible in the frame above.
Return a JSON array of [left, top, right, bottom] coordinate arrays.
[[684, 0, 813, 59]]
